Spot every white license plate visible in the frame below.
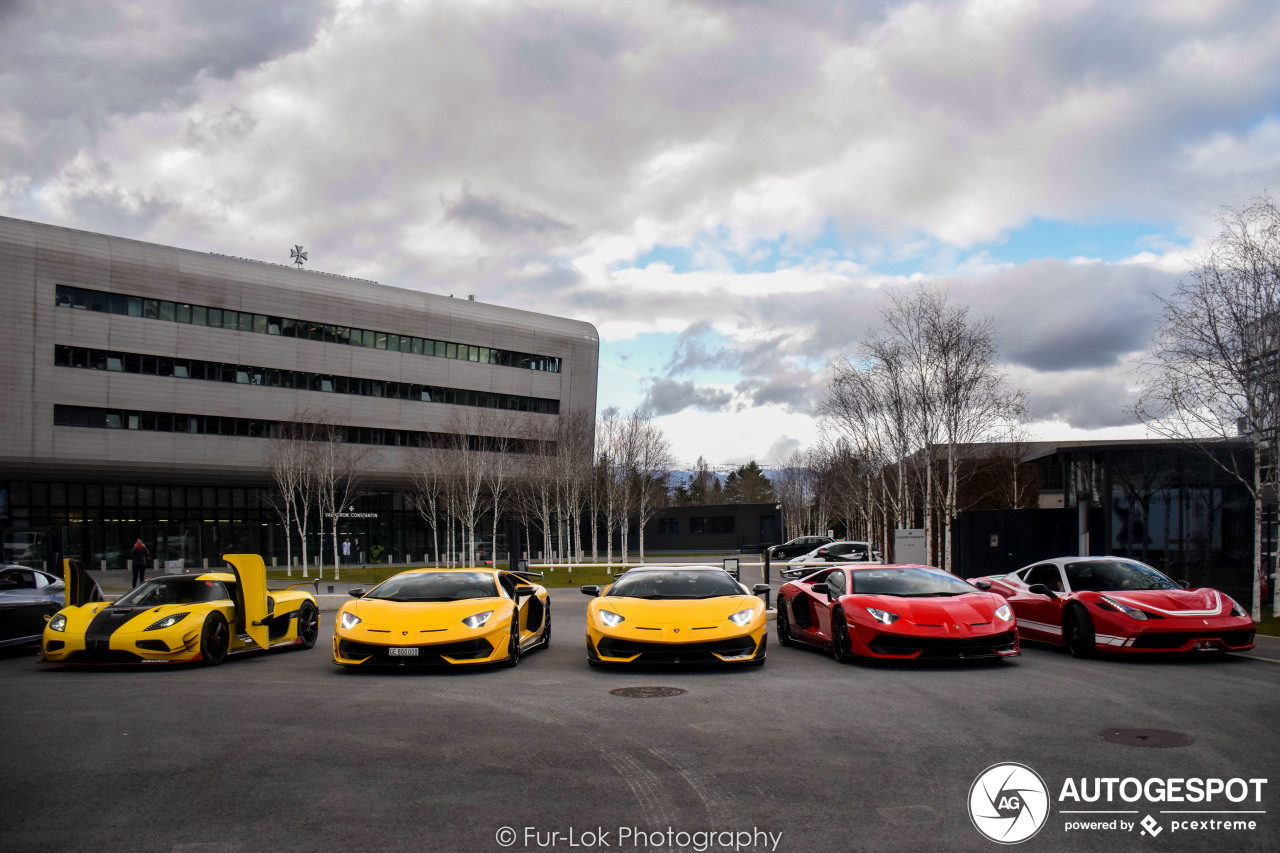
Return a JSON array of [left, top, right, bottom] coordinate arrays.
[[388, 647, 419, 657]]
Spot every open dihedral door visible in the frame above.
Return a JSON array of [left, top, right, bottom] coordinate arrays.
[[222, 554, 270, 649], [62, 558, 103, 605]]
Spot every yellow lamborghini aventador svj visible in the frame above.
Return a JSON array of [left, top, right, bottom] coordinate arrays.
[[333, 568, 550, 668], [582, 565, 770, 666]]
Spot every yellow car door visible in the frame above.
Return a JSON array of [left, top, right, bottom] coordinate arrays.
[[62, 558, 103, 605], [223, 554, 271, 650]]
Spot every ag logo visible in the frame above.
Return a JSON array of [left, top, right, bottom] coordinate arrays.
[[968, 762, 1050, 844]]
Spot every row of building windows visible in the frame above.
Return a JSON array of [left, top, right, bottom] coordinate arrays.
[[52, 405, 548, 454], [54, 345, 561, 415], [55, 284, 562, 373]]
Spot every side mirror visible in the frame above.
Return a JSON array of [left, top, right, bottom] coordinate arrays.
[[1178, 579, 1190, 589], [811, 582, 829, 595], [515, 585, 536, 597], [752, 584, 771, 595], [1027, 583, 1056, 598], [348, 588, 365, 598], [973, 579, 992, 591], [580, 585, 600, 597]]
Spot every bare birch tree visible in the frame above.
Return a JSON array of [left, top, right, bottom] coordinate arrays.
[[628, 408, 676, 561], [407, 442, 445, 566], [556, 409, 595, 563], [1135, 195, 1280, 619], [312, 418, 371, 580], [444, 412, 487, 568], [265, 431, 305, 575]]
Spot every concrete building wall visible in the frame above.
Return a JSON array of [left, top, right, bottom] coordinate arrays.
[[0, 215, 598, 486]]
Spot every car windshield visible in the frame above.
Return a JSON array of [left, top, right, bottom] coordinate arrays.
[[848, 567, 978, 597], [114, 578, 230, 606], [1064, 560, 1179, 592], [366, 571, 499, 601], [606, 570, 744, 599]]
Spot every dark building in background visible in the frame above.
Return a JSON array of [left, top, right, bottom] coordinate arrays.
[[637, 503, 780, 553], [952, 439, 1262, 605], [0, 216, 599, 571]]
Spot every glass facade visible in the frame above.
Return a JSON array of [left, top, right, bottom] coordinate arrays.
[[55, 284, 563, 373], [4, 480, 443, 571], [54, 345, 561, 415]]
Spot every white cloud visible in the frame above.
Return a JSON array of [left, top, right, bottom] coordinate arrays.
[[5, 0, 1280, 466]]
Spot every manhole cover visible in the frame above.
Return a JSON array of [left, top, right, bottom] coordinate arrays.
[[610, 686, 687, 699], [1096, 728, 1194, 748]]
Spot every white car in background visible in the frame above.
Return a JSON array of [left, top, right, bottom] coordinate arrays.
[[781, 541, 881, 579]]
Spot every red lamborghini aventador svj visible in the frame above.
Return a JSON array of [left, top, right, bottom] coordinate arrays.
[[777, 564, 1021, 662]]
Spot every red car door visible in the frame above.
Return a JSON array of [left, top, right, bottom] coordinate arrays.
[[1010, 563, 1068, 643], [789, 570, 836, 645]]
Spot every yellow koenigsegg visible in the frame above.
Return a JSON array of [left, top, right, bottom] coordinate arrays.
[[582, 565, 771, 666], [41, 554, 319, 665], [333, 567, 550, 667]]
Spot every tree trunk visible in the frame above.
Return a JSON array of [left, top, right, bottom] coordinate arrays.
[[1254, 450, 1264, 621]]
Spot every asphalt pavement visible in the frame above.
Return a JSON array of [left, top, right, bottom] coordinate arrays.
[[1, 588, 1277, 853]]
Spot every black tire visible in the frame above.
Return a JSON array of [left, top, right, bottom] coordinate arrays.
[[831, 610, 854, 663], [776, 598, 794, 646], [295, 602, 319, 650], [1065, 606, 1096, 658], [503, 617, 521, 668], [199, 612, 229, 666]]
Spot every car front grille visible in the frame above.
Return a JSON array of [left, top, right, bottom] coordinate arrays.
[[868, 629, 1018, 659], [1131, 630, 1255, 650], [596, 636, 758, 663], [337, 637, 494, 665], [65, 642, 144, 664]]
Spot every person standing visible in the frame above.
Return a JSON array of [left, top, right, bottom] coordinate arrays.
[[341, 538, 351, 565], [130, 539, 150, 588]]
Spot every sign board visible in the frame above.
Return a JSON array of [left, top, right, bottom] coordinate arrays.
[[894, 528, 927, 565]]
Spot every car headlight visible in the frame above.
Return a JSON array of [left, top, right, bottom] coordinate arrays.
[[1098, 595, 1148, 620], [599, 609, 625, 627], [340, 611, 362, 630], [145, 612, 189, 631], [462, 610, 494, 628], [1228, 597, 1249, 619], [729, 608, 755, 626], [994, 604, 1012, 622], [865, 607, 899, 625], [48, 613, 67, 632]]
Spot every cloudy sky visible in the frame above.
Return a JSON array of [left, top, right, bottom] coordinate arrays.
[[4, 0, 1279, 466]]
